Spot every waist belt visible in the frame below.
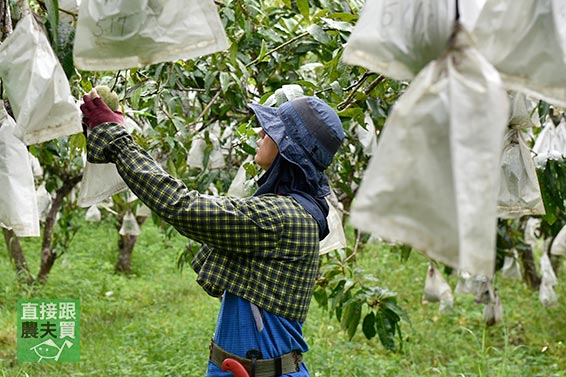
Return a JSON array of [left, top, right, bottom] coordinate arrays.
[[209, 340, 302, 377]]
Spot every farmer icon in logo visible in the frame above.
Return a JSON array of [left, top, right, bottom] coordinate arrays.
[[30, 339, 74, 362]]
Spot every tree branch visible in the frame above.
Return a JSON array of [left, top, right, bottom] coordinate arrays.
[[246, 31, 310, 68], [187, 89, 224, 130]]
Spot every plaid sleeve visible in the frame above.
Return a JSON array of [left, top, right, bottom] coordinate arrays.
[[87, 123, 280, 253]]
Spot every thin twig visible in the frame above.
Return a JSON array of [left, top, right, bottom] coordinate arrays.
[[246, 31, 310, 68], [336, 72, 373, 110], [345, 229, 362, 264], [187, 90, 224, 129], [364, 74, 386, 95], [36, 0, 77, 17]]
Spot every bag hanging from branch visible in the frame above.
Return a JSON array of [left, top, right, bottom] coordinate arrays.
[[85, 205, 102, 222], [422, 262, 454, 313], [501, 249, 522, 280], [482, 287, 503, 326], [35, 182, 52, 222], [342, 0, 455, 80], [74, 0, 228, 70], [77, 154, 128, 208], [186, 132, 225, 170], [350, 24, 509, 277], [0, 104, 40, 237], [455, 272, 488, 296], [554, 118, 566, 156], [550, 224, 566, 256], [532, 120, 561, 168], [473, 0, 566, 107], [319, 193, 347, 255], [119, 211, 141, 236], [539, 252, 558, 306], [0, 14, 81, 145], [497, 126, 545, 218]]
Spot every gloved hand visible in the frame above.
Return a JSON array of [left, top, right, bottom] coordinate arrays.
[[80, 94, 124, 129]]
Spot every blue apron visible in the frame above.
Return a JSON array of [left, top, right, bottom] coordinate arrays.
[[207, 292, 310, 376]]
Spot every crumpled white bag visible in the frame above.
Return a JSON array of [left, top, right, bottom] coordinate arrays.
[[483, 288, 503, 325], [74, 0, 228, 70], [85, 205, 102, 222], [227, 159, 255, 198], [29, 153, 43, 177], [356, 114, 378, 156], [539, 252, 558, 307], [458, 0, 487, 32], [319, 193, 347, 255], [186, 132, 225, 170], [35, 182, 52, 221], [0, 14, 81, 145], [455, 272, 488, 296], [77, 153, 128, 208], [473, 0, 566, 107], [135, 203, 151, 218], [119, 211, 141, 236], [263, 85, 305, 107], [532, 120, 562, 168], [501, 249, 522, 280], [524, 217, 542, 250], [497, 126, 545, 218], [342, 0, 455, 80], [550, 224, 566, 256], [0, 104, 40, 237], [351, 24, 509, 277], [554, 118, 566, 156], [422, 262, 453, 313]]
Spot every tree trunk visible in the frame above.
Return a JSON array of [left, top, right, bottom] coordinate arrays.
[[517, 243, 541, 290], [2, 228, 33, 283], [115, 216, 147, 274], [37, 175, 82, 283]]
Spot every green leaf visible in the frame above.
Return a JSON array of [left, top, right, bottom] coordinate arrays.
[[384, 300, 411, 324], [313, 288, 328, 309], [362, 312, 377, 339], [296, 0, 310, 20], [341, 301, 361, 340], [375, 312, 396, 351], [220, 72, 231, 94], [45, 0, 60, 52], [307, 24, 331, 45], [258, 39, 268, 62]]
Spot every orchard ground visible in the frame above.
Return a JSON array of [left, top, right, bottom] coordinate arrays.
[[1, 217, 565, 376]]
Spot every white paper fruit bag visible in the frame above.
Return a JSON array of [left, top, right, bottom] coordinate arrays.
[[74, 0, 228, 70], [0, 104, 40, 237], [342, 0, 455, 80], [0, 14, 81, 145], [473, 0, 566, 107], [351, 24, 509, 277]]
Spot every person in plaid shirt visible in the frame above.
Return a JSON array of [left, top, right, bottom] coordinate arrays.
[[81, 92, 344, 377]]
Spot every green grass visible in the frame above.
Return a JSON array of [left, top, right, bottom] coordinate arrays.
[[1, 218, 565, 376]]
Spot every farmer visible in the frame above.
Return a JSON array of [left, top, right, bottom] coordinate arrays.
[[81, 93, 344, 377]]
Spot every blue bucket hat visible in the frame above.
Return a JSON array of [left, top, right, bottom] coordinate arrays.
[[248, 96, 344, 181]]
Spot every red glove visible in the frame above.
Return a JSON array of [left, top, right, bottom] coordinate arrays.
[[80, 94, 124, 129]]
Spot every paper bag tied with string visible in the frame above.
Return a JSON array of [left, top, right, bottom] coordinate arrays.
[[350, 24, 509, 277], [497, 93, 545, 218], [342, 0, 456, 80], [0, 14, 81, 145], [0, 104, 40, 237], [473, 0, 566, 107], [74, 0, 229, 70]]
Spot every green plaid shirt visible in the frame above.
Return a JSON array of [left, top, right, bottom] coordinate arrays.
[[87, 123, 320, 322]]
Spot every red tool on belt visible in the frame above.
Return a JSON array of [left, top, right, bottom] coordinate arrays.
[[222, 358, 250, 377]]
